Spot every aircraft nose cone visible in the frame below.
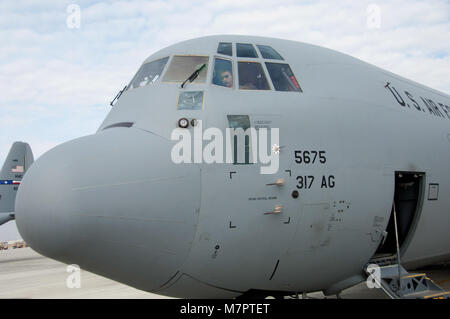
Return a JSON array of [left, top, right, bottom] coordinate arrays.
[[15, 141, 74, 257], [15, 128, 201, 291]]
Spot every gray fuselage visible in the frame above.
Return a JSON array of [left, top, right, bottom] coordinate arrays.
[[15, 35, 450, 298]]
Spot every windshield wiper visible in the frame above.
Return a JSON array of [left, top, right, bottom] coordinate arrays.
[[110, 85, 127, 106], [181, 64, 206, 88]]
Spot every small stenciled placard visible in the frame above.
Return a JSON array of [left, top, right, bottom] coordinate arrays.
[[177, 91, 204, 110], [428, 183, 439, 201]]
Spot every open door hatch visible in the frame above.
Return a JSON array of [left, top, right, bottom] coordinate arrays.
[[375, 171, 424, 257], [364, 172, 449, 298]]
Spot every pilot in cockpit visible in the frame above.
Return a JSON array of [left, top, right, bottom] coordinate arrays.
[[219, 70, 233, 88], [213, 58, 233, 88], [213, 68, 233, 88]]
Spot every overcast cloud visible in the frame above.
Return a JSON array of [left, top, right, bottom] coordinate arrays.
[[0, 0, 449, 240]]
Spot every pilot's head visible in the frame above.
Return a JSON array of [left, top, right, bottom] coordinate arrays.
[[220, 70, 233, 88]]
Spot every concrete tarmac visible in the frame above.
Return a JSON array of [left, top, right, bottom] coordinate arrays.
[[1, 248, 449, 299], [0, 247, 164, 299]]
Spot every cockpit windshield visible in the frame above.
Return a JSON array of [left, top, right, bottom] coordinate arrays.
[[265, 63, 302, 92], [163, 55, 209, 83], [217, 42, 232, 56], [238, 62, 270, 90], [236, 43, 258, 58], [127, 57, 169, 90], [126, 42, 302, 95], [256, 45, 284, 60]]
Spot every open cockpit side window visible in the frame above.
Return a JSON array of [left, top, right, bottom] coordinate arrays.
[[212, 58, 234, 88], [127, 56, 169, 90], [238, 62, 270, 90], [265, 62, 302, 92], [163, 55, 209, 84]]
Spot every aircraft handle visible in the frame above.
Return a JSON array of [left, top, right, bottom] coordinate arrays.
[[266, 178, 285, 186], [264, 205, 283, 215]]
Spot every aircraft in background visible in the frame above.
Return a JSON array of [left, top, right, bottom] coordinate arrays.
[[0, 142, 33, 226], [3, 35, 450, 299]]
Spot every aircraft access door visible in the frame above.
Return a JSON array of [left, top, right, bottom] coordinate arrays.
[[374, 171, 425, 258], [186, 113, 302, 291], [193, 164, 301, 291]]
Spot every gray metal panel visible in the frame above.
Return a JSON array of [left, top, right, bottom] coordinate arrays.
[[15, 128, 201, 291], [185, 165, 301, 291], [156, 273, 241, 299]]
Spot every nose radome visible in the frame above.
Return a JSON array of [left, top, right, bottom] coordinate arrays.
[[15, 139, 77, 257], [15, 128, 201, 291]]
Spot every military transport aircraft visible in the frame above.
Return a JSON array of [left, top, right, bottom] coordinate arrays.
[[1, 35, 450, 299]]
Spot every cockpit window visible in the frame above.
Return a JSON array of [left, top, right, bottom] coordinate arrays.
[[163, 55, 209, 83], [212, 58, 233, 88], [128, 57, 169, 90], [256, 45, 284, 60], [217, 42, 232, 56], [178, 91, 204, 110], [265, 63, 302, 92], [236, 43, 258, 58], [227, 115, 253, 164], [238, 62, 270, 90]]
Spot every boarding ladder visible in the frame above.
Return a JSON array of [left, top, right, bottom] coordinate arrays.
[[364, 202, 449, 299], [364, 259, 450, 299]]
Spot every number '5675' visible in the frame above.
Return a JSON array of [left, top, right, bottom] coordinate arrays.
[[294, 151, 326, 164]]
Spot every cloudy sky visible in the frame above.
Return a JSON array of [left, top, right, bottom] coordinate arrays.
[[1, 0, 449, 240]]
